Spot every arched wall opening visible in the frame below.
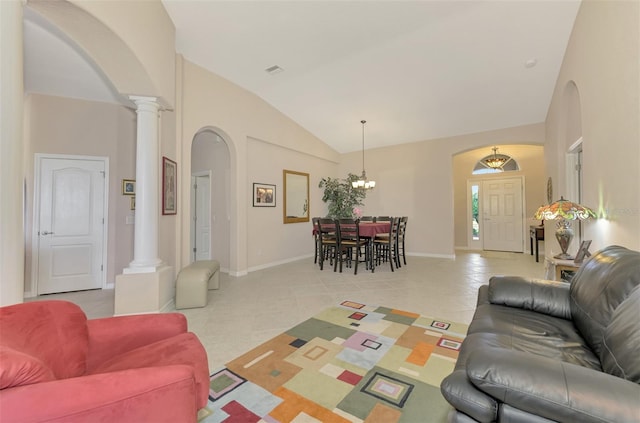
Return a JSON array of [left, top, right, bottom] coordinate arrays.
[[190, 128, 232, 272], [452, 144, 546, 251], [20, 1, 177, 308]]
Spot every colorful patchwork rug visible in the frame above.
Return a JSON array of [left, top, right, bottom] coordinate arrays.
[[201, 301, 467, 422]]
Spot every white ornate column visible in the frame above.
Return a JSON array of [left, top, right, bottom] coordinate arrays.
[[124, 96, 163, 273]]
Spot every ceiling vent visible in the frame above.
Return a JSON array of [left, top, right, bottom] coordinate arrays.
[[265, 65, 284, 75]]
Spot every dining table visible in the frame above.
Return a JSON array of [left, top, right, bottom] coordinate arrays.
[[312, 221, 391, 237]]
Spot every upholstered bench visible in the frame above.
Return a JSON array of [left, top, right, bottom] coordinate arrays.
[[175, 260, 220, 309]]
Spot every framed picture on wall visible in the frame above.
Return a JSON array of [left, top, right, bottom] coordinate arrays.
[[122, 179, 135, 195], [253, 183, 276, 207], [162, 157, 177, 215]]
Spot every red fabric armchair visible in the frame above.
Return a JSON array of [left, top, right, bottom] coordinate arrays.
[[0, 300, 209, 422]]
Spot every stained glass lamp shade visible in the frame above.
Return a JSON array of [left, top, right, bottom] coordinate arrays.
[[534, 197, 597, 260]]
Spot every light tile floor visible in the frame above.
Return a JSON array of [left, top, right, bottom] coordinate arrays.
[[29, 251, 546, 371]]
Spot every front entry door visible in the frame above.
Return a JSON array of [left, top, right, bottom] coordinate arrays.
[[482, 177, 524, 252], [36, 156, 107, 294]]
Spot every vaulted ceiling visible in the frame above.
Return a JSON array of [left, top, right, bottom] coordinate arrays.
[[24, 1, 581, 153]]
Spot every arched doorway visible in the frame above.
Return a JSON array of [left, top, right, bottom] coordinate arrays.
[[191, 129, 231, 271]]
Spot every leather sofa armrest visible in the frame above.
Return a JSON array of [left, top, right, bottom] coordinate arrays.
[[488, 276, 571, 319], [466, 348, 640, 423], [86, 313, 187, 371], [0, 366, 199, 423], [441, 369, 498, 423]]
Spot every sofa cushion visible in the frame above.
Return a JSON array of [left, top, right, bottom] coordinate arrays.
[[466, 304, 601, 369], [570, 245, 640, 358], [466, 348, 640, 423], [601, 285, 640, 382], [488, 276, 571, 319], [90, 332, 210, 408], [0, 346, 56, 389], [0, 301, 89, 379]]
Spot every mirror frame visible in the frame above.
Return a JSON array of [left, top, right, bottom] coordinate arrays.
[[283, 169, 310, 224]]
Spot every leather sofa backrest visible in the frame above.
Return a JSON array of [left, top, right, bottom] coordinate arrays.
[[569, 245, 640, 359], [0, 300, 90, 380], [601, 285, 640, 382]]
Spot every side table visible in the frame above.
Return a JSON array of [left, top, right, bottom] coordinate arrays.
[[545, 257, 580, 283]]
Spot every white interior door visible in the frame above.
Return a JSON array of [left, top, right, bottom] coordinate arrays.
[[192, 173, 212, 261], [482, 177, 524, 252], [36, 156, 106, 294]]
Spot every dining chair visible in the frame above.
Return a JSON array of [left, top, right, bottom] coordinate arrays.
[[396, 216, 408, 267], [316, 218, 338, 271], [373, 217, 400, 272], [312, 217, 321, 264], [335, 218, 371, 275], [359, 216, 374, 222], [375, 216, 391, 222]]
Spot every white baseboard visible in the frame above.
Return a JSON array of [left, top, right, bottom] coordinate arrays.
[[247, 254, 314, 273]]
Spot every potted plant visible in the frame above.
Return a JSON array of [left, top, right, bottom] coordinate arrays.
[[318, 173, 367, 219]]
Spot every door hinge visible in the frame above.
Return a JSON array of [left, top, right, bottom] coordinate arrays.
[[101, 265, 104, 271], [193, 247, 197, 253], [100, 171, 106, 178]]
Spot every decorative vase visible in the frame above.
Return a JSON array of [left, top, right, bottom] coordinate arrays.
[[554, 219, 574, 259]]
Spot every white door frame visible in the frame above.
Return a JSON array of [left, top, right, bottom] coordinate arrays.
[[467, 180, 482, 250], [30, 154, 109, 297], [190, 170, 212, 262], [473, 175, 526, 252]]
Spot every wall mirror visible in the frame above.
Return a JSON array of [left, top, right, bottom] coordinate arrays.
[[283, 170, 309, 224]]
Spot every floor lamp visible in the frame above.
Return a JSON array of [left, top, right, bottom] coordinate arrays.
[[534, 197, 597, 260]]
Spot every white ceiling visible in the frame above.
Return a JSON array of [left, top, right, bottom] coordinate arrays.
[[23, 1, 581, 153]]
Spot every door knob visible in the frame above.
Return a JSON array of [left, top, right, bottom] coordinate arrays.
[[41, 231, 54, 235]]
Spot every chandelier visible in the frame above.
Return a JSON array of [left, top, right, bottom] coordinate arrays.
[[352, 120, 376, 190], [484, 146, 508, 170]]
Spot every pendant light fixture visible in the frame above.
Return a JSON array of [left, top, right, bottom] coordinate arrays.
[[484, 146, 508, 170], [352, 120, 376, 190]]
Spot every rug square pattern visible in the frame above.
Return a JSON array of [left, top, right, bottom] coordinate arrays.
[[202, 302, 467, 423]]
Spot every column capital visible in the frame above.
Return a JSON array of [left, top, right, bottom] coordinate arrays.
[[128, 96, 160, 111]]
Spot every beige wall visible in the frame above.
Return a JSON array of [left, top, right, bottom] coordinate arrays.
[[546, 0, 640, 255], [247, 137, 338, 270], [177, 58, 340, 275], [24, 94, 136, 293], [339, 123, 545, 257]]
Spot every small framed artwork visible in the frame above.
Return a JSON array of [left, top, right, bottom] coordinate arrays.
[[162, 157, 177, 215], [122, 179, 135, 195], [253, 183, 276, 207], [574, 240, 592, 264], [130, 196, 136, 210]]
